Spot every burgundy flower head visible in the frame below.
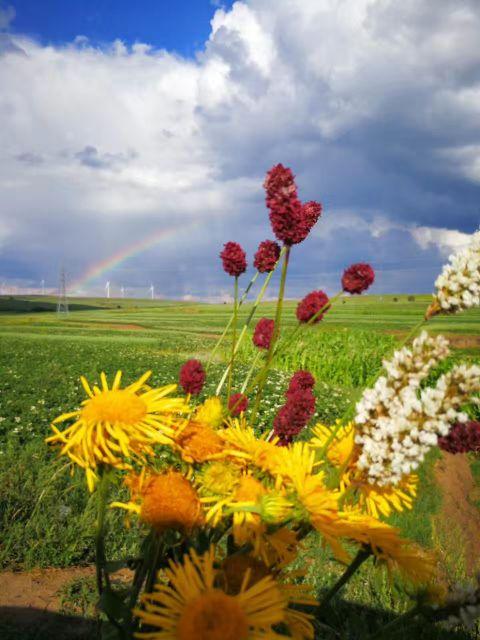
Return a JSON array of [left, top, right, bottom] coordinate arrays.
[[264, 164, 321, 246], [438, 421, 480, 454], [273, 387, 316, 444], [179, 359, 205, 395], [287, 370, 315, 395], [220, 241, 247, 277], [302, 201, 322, 228], [264, 164, 297, 204], [254, 240, 281, 273], [296, 290, 330, 324], [253, 318, 275, 350], [228, 393, 249, 416], [342, 263, 375, 295]]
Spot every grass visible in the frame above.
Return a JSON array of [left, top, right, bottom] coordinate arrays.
[[0, 294, 479, 638]]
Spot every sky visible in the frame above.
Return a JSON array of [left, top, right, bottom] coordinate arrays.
[[0, 0, 479, 300]]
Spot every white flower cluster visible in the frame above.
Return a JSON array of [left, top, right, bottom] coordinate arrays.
[[428, 230, 480, 317], [354, 332, 480, 486], [442, 578, 480, 630]]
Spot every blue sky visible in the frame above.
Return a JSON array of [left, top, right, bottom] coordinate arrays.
[[0, 0, 479, 300], [8, 0, 233, 56]]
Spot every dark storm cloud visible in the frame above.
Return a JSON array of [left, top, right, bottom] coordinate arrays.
[[1, 0, 479, 296], [74, 145, 138, 170]]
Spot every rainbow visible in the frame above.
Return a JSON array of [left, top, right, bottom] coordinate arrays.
[[70, 219, 203, 293]]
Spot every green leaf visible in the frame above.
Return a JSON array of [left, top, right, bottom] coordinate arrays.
[[99, 589, 129, 622]]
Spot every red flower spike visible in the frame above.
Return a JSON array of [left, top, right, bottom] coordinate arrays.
[[287, 370, 315, 395], [302, 201, 322, 228], [254, 240, 281, 273], [253, 318, 275, 350], [273, 387, 316, 445], [342, 263, 375, 295], [296, 290, 330, 323], [179, 359, 206, 395], [228, 393, 249, 416], [264, 164, 322, 246], [220, 242, 247, 277], [438, 421, 480, 454], [264, 164, 298, 204]]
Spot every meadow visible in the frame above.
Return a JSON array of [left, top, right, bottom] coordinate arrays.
[[1, 293, 480, 639]]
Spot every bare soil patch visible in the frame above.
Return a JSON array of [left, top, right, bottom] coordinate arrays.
[[0, 566, 94, 611], [385, 330, 480, 350], [435, 452, 480, 574]]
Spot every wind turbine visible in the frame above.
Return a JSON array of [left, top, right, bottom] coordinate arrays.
[[149, 284, 154, 300], [105, 281, 110, 299], [121, 285, 125, 298], [41, 279, 45, 295]]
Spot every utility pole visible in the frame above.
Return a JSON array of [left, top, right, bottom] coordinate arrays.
[[56, 267, 69, 315]]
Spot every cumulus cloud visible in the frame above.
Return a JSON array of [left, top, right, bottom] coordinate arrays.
[[0, 0, 479, 297]]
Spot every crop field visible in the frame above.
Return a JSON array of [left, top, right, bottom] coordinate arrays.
[[0, 293, 480, 639]]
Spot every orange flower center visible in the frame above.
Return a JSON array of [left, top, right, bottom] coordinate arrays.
[[222, 555, 269, 595], [140, 471, 204, 532], [234, 475, 267, 502], [176, 421, 225, 462], [81, 390, 147, 425], [177, 590, 248, 640]]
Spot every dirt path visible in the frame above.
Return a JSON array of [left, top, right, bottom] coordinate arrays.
[[384, 330, 480, 351], [435, 452, 480, 575], [0, 566, 96, 638], [0, 566, 94, 611]]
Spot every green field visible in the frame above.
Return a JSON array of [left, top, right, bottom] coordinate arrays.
[[0, 293, 479, 639]]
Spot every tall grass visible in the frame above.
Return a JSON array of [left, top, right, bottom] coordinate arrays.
[[236, 328, 398, 387]]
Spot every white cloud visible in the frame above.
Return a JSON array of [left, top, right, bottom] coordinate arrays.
[[410, 225, 473, 255], [1, 0, 480, 294]]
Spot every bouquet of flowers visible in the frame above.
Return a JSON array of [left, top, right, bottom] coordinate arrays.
[[46, 164, 480, 639]]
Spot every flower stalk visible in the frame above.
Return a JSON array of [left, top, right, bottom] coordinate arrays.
[[216, 250, 284, 396], [250, 245, 291, 425], [226, 276, 239, 399], [316, 547, 371, 615], [206, 270, 259, 372], [95, 468, 112, 595]]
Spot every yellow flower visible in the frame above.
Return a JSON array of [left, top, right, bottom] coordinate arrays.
[[220, 554, 270, 594], [259, 493, 293, 524], [343, 472, 418, 518], [339, 511, 438, 585], [194, 397, 224, 428], [260, 527, 301, 568], [46, 371, 186, 491], [219, 422, 284, 474], [134, 546, 314, 640], [196, 460, 241, 497], [274, 442, 317, 487], [294, 473, 350, 563], [309, 421, 355, 467], [174, 420, 226, 463], [111, 469, 204, 533]]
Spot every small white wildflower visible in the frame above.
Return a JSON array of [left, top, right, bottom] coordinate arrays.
[[427, 230, 480, 318]]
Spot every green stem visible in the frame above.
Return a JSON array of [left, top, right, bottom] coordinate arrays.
[[368, 604, 422, 639], [206, 271, 259, 372], [398, 317, 427, 349], [216, 259, 283, 396], [250, 246, 291, 426], [281, 290, 342, 353], [246, 290, 343, 395], [145, 533, 163, 594], [95, 469, 112, 596], [241, 351, 263, 394], [316, 547, 371, 615], [226, 277, 239, 400]]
